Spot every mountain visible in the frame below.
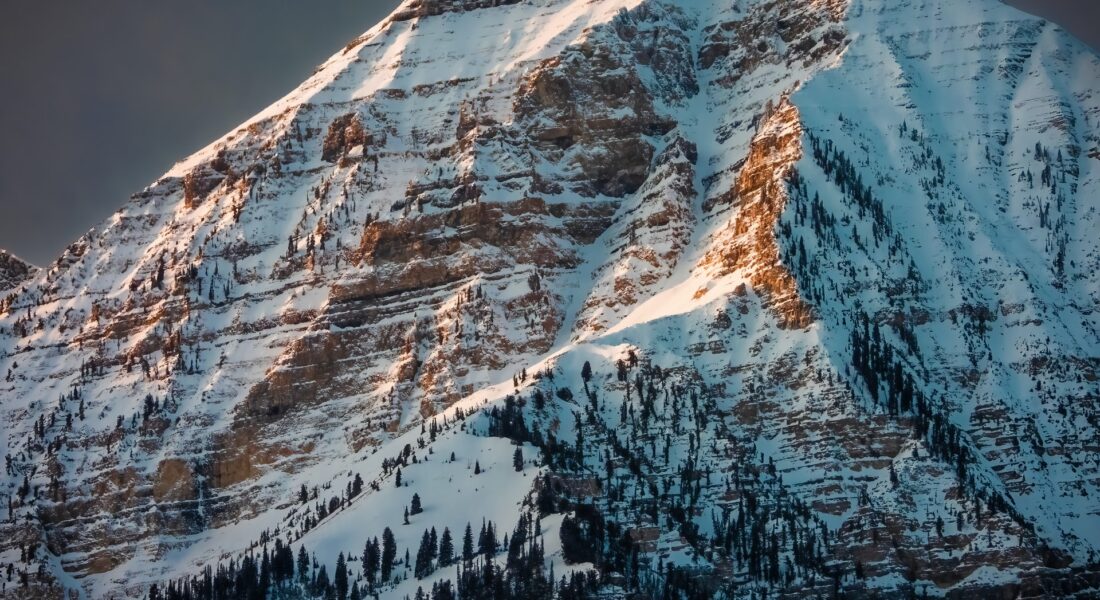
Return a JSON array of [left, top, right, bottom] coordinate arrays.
[[2, 0, 1099, 597], [0, 250, 36, 296]]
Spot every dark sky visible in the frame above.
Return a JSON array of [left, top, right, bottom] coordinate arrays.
[[0, 1, 1097, 266]]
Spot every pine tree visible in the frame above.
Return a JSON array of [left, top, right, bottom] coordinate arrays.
[[513, 448, 524, 471], [335, 552, 349, 600], [439, 527, 454, 566], [410, 493, 423, 515], [462, 523, 475, 563], [298, 545, 310, 583], [506, 515, 528, 569], [260, 546, 272, 592], [478, 521, 498, 556], [415, 530, 434, 578], [363, 538, 379, 587], [316, 564, 331, 595], [381, 527, 397, 583]]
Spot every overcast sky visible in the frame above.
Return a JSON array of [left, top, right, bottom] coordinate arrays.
[[0, 1, 1097, 265]]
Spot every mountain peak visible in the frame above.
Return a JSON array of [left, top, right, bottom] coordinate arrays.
[[0, 248, 36, 293]]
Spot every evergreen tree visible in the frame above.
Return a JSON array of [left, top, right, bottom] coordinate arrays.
[[478, 520, 498, 556], [439, 527, 454, 566], [410, 493, 423, 515], [260, 546, 272, 592], [298, 545, 310, 583], [415, 530, 434, 579], [462, 523, 475, 563], [363, 538, 380, 587], [513, 448, 524, 471], [315, 564, 331, 596], [335, 552, 348, 600], [381, 527, 397, 583]]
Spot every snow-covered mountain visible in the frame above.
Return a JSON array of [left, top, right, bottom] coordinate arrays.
[[0, 251, 36, 297], [2, 0, 1099, 597]]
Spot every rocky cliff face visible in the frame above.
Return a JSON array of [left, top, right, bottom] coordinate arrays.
[[0, 251, 35, 297], [1, 0, 1099, 598]]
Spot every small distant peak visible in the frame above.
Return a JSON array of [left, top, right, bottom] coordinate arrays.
[[389, 0, 524, 23], [0, 248, 37, 271], [0, 249, 38, 292]]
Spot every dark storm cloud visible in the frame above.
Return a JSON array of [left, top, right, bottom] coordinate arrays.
[[0, 1, 1096, 266]]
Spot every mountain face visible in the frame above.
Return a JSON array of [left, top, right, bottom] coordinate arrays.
[[0, 251, 36, 296], [2, 0, 1099, 597]]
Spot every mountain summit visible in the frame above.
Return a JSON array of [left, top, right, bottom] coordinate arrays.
[[2, 0, 1099, 597], [0, 250, 35, 296]]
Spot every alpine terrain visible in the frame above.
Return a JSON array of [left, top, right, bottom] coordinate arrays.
[[2, 0, 1099, 598]]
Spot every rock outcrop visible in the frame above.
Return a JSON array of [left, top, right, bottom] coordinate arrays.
[[0, 250, 35, 296]]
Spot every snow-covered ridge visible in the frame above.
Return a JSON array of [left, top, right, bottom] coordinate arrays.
[[0, 250, 36, 297], [1, 0, 1098, 598]]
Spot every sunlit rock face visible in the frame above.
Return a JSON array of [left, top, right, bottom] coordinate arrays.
[[2, 0, 1099, 597]]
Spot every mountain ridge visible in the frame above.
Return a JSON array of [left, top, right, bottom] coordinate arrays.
[[0, 250, 36, 297]]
